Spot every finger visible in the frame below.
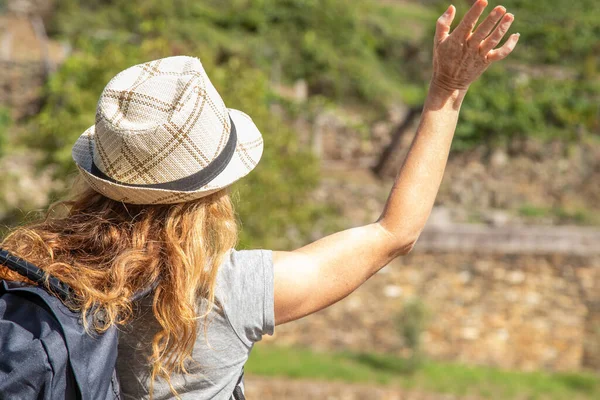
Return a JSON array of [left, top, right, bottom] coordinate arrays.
[[486, 33, 520, 62], [435, 5, 456, 45], [479, 13, 515, 54], [469, 6, 506, 44], [453, 0, 488, 38]]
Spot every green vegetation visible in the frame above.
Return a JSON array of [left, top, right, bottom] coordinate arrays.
[[455, 68, 599, 150], [247, 345, 600, 399], [396, 299, 428, 371], [518, 204, 600, 225], [420, 0, 600, 149], [499, 0, 600, 66], [428, 0, 600, 149], [34, 0, 600, 158], [49, 0, 433, 109]]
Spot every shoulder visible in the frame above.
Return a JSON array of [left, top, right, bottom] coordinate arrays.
[[217, 249, 272, 287], [224, 248, 272, 266], [215, 248, 275, 346]]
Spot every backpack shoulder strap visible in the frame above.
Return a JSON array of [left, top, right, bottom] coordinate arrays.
[[0, 248, 73, 299]]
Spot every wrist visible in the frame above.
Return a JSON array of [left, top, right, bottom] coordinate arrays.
[[427, 79, 467, 110]]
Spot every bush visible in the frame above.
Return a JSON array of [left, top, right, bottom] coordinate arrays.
[[500, 0, 600, 66], [454, 67, 600, 150], [396, 299, 429, 372], [422, 0, 600, 150]]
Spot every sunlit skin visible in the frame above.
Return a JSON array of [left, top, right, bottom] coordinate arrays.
[[272, 0, 519, 325]]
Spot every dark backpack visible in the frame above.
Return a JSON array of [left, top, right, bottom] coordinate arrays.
[[0, 249, 121, 399], [0, 249, 248, 400]]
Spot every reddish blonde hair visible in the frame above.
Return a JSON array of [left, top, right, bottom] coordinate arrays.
[[0, 178, 238, 397]]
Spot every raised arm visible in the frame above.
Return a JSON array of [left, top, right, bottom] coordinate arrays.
[[273, 0, 519, 325]]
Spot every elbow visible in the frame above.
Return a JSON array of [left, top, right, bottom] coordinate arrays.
[[394, 235, 419, 256], [375, 222, 421, 258]]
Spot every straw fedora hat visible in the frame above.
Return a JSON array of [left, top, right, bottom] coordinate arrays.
[[72, 56, 264, 205]]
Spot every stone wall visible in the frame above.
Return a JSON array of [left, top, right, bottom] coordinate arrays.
[[268, 251, 600, 372], [417, 224, 600, 256]]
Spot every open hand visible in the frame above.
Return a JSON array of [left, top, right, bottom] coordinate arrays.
[[432, 0, 519, 92]]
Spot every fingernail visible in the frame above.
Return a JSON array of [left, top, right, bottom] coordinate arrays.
[[446, 5, 453, 14]]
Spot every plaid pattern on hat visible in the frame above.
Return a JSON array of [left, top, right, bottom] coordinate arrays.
[[72, 56, 263, 204]]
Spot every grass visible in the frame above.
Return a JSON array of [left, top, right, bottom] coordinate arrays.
[[518, 204, 600, 225], [246, 345, 600, 400]]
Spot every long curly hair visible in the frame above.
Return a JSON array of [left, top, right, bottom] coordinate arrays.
[[0, 178, 238, 397]]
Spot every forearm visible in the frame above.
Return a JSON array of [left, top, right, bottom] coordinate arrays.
[[378, 83, 467, 250]]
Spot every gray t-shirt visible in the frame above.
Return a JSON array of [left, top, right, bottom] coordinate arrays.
[[116, 249, 275, 399]]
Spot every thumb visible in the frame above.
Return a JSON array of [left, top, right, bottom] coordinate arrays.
[[435, 5, 456, 45]]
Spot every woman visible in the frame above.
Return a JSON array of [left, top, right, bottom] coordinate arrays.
[[0, 1, 518, 398]]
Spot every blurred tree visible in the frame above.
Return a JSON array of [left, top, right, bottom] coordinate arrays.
[[396, 299, 429, 373]]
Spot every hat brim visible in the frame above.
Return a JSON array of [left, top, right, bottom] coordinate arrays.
[[72, 108, 263, 205]]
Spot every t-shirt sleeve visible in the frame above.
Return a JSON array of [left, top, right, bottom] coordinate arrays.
[[216, 249, 275, 347]]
